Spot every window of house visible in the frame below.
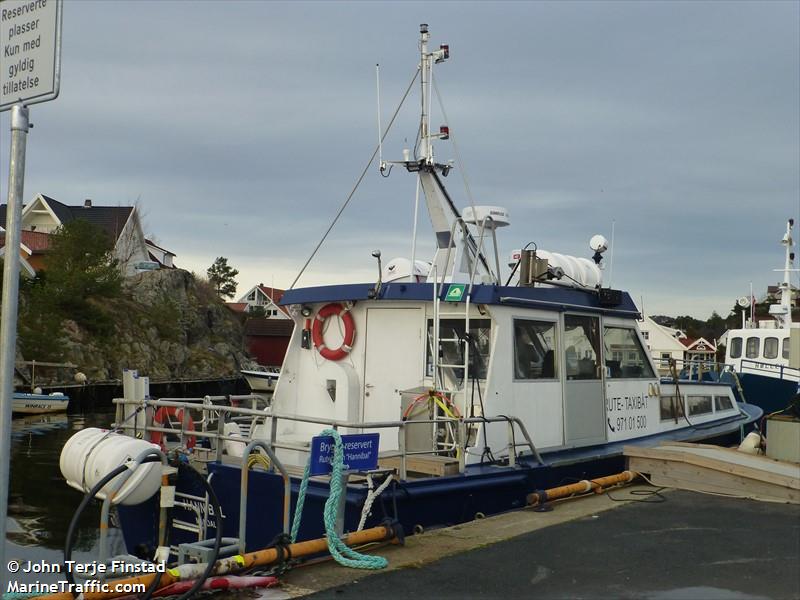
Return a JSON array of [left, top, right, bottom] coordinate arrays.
[[745, 337, 760, 359], [642, 331, 649, 340], [729, 337, 742, 359], [247, 292, 256, 301], [783, 338, 791, 360], [714, 395, 733, 411], [426, 319, 491, 380], [513, 320, 558, 380], [564, 315, 601, 380], [764, 337, 779, 360], [688, 395, 713, 416], [603, 327, 655, 379]]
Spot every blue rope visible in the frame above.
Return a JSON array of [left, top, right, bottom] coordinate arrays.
[[290, 428, 388, 570]]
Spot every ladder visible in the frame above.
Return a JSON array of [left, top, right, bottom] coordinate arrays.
[[429, 216, 498, 452]]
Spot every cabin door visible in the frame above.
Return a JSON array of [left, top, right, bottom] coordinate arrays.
[[363, 308, 424, 450], [562, 314, 607, 447]]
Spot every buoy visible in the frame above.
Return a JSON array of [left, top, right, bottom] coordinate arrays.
[[737, 431, 763, 455]]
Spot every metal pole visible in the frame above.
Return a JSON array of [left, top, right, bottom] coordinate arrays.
[[0, 103, 30, 581]]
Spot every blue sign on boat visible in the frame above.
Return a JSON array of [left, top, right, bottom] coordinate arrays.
[[309, 433, 380, 476]]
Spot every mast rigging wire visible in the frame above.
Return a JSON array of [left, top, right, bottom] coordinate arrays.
[[289, 68, 420, 290]]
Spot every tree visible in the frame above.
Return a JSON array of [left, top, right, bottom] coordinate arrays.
[[43, 219, 122, 334], [207, 257, 239, 299]]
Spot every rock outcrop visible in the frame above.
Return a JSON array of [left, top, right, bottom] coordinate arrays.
[[49, 269, 246, 384]]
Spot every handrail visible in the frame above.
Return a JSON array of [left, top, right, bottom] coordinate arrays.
[[739, 359, 800, 381], [111, 397, 542, 479]]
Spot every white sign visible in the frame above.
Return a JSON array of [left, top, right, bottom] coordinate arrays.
[[0, 0, 62, 111]]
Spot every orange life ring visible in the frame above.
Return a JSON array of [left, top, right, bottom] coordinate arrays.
[[311, 303, 356, 361], [150, 406, 196, 450]]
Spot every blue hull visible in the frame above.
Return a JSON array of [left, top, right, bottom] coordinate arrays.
[[117, 405, 759, 557], [737, 373, 797, 415]]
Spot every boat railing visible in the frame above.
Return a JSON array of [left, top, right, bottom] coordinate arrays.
[[655, 357, 734, 382], [112, 396, 542, 480], [739, 359, 800, 382]]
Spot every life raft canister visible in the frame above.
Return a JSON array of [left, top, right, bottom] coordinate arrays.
[[150, 406, 196, 451], [311, 302, 356, 361]]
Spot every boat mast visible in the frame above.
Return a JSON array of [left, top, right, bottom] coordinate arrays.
[[771, 218, 795, 329], [407, 25, 493, 283]]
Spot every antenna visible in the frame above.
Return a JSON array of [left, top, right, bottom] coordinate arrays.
[[607, 219, 616, 287], [376, 64, 384, 172]]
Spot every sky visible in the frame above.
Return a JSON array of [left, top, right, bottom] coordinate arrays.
[[1, 0, 798, 319]]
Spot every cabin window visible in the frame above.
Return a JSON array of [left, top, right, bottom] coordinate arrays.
[[783, 338, 790, 360], [660, 395, 680, 421], [426, 318, 491, 380], [764, 337, 779, 360], [729, 337, 742, 359], [603, 327, 655, 379], [513, 319, 558, 380], [745, 337, 760, 359], [714, 395, 733, 411], [563, 315, 601, 380], [688, 395, 713, 416]]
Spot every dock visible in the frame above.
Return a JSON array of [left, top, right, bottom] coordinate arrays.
[[282, 487, 799, 599]]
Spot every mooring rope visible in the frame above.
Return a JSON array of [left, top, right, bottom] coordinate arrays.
[[290, 428, 388, 570]]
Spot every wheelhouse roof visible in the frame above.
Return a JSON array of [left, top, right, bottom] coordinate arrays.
[[281, 283, 640, 318]]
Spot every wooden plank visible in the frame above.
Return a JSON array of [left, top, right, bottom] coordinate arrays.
[[624, 445, 800, 489], [628, 456, 799, 504], [379, 454, 459, 477]]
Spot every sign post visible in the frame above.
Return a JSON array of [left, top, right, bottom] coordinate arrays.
[[0, 0, 62, 581]]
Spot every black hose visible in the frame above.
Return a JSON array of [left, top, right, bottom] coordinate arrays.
[[175, 463, 223, 600]]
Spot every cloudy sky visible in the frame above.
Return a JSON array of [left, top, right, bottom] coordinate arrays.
[[1, 1, 798, 318]]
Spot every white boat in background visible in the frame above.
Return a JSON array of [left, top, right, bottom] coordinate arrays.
[[12, 392, 70, 415], [240, 367, 280, 392], [724, 219, 800, 413]]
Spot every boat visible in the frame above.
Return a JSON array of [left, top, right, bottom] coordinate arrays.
[[12, 391, 70, 415], [723, 219, 799, 414], [61, 25, 759, 568], [240, 366, 280, 393]]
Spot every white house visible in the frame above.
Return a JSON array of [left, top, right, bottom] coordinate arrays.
[[638, 316, 717, 373], [231, 284, 290, 318], [0, 194, 175, 277], [638, 316, 686, 373]]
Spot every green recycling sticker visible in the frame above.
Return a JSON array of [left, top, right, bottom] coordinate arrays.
[[445, 284, 466, 302]]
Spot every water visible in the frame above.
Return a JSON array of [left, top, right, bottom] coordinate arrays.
[[4, 406, 117, 585]]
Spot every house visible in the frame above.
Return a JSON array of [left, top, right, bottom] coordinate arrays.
[[0, 194, 176, 277], [638, 316, 717, 374], [145, 238, 176, 269], [232, 284, 291, 318], [638, 316, 691, 374], [243, 318, 295, 367], [0, 229, 51, 276], [679, 336, 717, 365]]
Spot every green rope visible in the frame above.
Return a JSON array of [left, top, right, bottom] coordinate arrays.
[[290, 428, 388, 570], [3, 594, 38, 600]]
